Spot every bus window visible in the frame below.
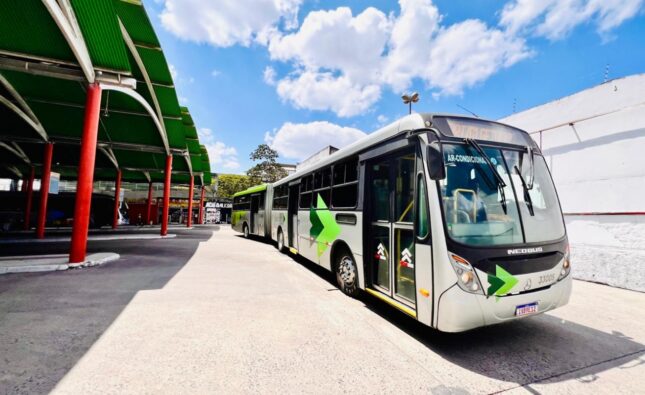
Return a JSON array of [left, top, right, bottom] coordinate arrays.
[[395, 153, 415, 223], [331, 158, 359, 209], [416, 175, 429, 239]]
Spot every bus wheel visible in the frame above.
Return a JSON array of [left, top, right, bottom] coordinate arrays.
[[335, 249, 359, 297], [277, 229, 285, 253], [243, 224, 250, 239]]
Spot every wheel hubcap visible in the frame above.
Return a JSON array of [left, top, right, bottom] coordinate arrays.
[[339, 256, 356, 285], [278, 233, 283, 249]]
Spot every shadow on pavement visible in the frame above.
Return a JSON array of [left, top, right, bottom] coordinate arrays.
[[0, 225, 219, 394], [364, 288, 645, 389], [276, 244, 645, 389]]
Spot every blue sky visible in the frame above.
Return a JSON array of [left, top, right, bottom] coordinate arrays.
[[144, 0, 645, 173]]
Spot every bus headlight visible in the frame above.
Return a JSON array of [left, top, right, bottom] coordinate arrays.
[[558, 245, 571, 281], [449, 253, 484, 294]]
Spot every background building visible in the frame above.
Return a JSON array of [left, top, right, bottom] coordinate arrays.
[[500, 74, 645, 292]]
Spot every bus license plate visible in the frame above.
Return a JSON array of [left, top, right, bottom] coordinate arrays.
[[515, 302, 538, 317]]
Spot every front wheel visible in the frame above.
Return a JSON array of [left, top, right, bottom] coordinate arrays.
[[335, 249, 359, 297], [277, 229, 285, 253], [243, 224, 250, 239]]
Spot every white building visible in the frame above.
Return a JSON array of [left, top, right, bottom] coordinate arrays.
[[500, 73, 645, 292]]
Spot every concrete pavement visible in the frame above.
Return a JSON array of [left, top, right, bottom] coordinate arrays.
[[0, 226, 219, 394], [37, 226, 644, 394]]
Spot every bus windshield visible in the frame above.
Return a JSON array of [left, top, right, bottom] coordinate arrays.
[[439, 143, 565, 246]]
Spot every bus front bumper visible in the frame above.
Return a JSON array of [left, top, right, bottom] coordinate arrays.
[[437, 275, 572, 333]]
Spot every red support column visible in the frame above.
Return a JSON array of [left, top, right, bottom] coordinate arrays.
[[187, 177, 194, 228], [69, 84, 102, 264], [160, 155, 172, 236], [146, 182, 153, 225], [36, 143, 53, 239], [198, 186, 205, 225], [112, 170, 122, 229], [24, 166, 35, 230]]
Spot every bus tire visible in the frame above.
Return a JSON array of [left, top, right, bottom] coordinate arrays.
[[335, 248, 359, 297], [277, 228, 285, 253], [243, 223, 250, 239]]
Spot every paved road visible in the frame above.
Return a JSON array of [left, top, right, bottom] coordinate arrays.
[[2, 226, 644, 394]]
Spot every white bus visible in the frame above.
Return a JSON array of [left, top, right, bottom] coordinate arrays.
[[233, 113, 572, 332]]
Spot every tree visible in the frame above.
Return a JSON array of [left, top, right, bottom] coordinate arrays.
[[216, 174, 254, 199], [246, 144, 287, 184]]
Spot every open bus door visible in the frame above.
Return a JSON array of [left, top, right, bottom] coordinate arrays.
[[250, 194, 260, 234]]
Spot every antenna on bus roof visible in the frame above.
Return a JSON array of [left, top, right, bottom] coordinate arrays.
[[457, 104, 479, 118]]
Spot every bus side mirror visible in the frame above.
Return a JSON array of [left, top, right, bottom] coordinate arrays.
[[427, 142, 446, 180]]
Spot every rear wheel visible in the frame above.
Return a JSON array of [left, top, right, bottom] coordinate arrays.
[[243, 224, 250, 238], [277, 229, 285, 252], [335, 249, 359, 297]]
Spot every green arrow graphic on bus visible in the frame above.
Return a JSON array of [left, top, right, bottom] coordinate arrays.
[[310, 194, 340, 257], [487, 265, 518, 296]]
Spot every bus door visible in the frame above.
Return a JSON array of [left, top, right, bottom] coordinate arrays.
[[366, 148, 417, 308], [287, 183, 299, 250], [250, 194, 259, 234]]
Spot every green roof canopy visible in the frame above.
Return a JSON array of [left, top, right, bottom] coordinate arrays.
[[0, 0, 212, 186]]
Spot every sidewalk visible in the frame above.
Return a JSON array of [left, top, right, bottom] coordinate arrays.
[[51, 227, 645, 394]]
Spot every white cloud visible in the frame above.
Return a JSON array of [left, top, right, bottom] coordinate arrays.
[[169, 63, 178, 80], [265, 121, 366, 160], [500, 0, 645, 40], [376, 114, 389, 124], [276, 71, 381, 117], [263, 66, 277, 86], [159, 0, 302, 47], [265, 0, 530, 115], [211, 69, 221, 78], [199, 128, 240, 170], [423, 20, 531, 96]]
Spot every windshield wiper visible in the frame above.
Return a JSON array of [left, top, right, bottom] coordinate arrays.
[[514, 165, 535, 216], [465, 139, 508, 214]]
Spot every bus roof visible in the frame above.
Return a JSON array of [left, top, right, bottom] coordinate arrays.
[[273, 113, 534, 187], [232, 184, 268, 198]]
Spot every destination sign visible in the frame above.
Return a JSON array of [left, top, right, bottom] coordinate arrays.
[[436, 117, 535, 147]]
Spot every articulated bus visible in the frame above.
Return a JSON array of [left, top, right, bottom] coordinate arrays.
[[232, 113, 572, 332]]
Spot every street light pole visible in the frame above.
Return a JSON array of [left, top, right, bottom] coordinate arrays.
[[401, 92, 419, 114]]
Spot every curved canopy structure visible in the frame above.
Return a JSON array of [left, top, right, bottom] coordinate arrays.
[[0, 0, 212, 186]]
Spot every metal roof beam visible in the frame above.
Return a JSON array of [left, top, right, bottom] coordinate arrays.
[[118, 19, 170, 156], [0, 134, 187, 156], [100, 83, 170, 155], [42, 0, 95, 83], [0, 142, 30, 164], [99, 146, 119, 169], [24, 96, 180, 120], [0, 74, 48, 141], [1, 164, 23, 179], [0, 56, 136, 89]]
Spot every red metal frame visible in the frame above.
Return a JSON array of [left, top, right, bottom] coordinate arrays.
[[187, 177, 194, 228], [160, 155, 172, 236], [36, 143, 53, 239], [23, 166, 35, 231], [112, 169, 122, 229], [69, 84, 102, 263], [146, 181, 153, 225]]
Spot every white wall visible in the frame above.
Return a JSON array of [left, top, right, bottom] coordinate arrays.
[[500, 74, 645, 292]]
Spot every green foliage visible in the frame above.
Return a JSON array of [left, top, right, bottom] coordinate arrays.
[[216, 174, 254, 199], [246, 144, 287, 184]]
